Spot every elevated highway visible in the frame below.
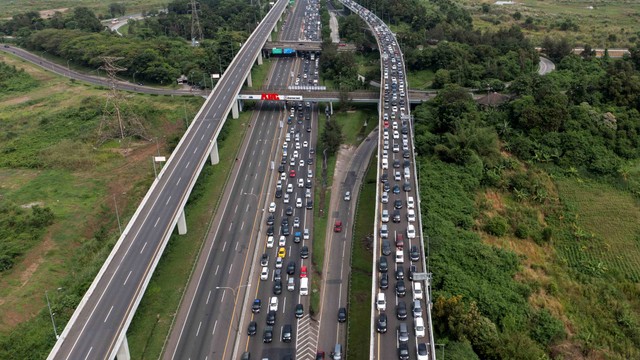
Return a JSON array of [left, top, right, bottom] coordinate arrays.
[[46, 1, 290, 359]]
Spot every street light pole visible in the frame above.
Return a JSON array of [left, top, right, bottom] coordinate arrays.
[[435, 343, 445, 359], [45, 291, 59, 340]]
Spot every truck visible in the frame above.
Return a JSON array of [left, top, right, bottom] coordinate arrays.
[[300, 277, 309, 295]]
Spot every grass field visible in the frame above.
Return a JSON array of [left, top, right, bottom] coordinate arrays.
[[406, 69, 435, 90], [0, 0, 167, 19], [331, 105, 377, 145], [459, 0, 640, 47], [0, 50, 204, 358], [346, 154, 375, 359]]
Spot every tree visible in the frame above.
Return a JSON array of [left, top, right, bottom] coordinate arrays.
[[320, 118, 343, 156], [512, 11, 522, 21], [108, 3, 127, 18], [72, 7, 103, 32]]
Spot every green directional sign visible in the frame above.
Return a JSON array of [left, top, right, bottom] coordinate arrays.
[[289, 0, 294, 4], [272, 48, 283, 55]]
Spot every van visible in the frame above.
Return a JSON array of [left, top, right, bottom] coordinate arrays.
[[415, 317, 425, 337], [413, 282, 423, 300], [332, 343, 342, 360], [398, 323, 409, 344], [412, 300, 423, 318], [407, 196, 415, 209], [376, 292, 387, 311], [300, 277, 309, 295], [382, 158, 388, 170]]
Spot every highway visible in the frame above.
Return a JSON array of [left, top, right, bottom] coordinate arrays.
[[339, 1, 435, 359], [46, 0, 290, 359]]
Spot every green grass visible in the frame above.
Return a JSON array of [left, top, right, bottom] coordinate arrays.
[[331, 105, 377, 145], [127, 110, 253, 359], [0, 0, 168, 19], [406, 69, 435, 90], [346, 153, 376, 359], [247, 58, 272, 89]]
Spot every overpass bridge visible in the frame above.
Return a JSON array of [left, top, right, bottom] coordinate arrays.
[[237, 88, 433, 103], [263, 40, 357, 53], [47, 1, 291, 359]]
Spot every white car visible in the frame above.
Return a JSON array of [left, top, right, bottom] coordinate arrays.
[[305, 188, 311, 198], [381, 209, 389, 223], [287, 183, 294, 193], [260, 266, 269, 280], [296, 142, 301, 150], [303, 228, 310, 240], [279, 235, 286, 247], [296, 198, 303, 208], [303, 141, 308, 148], [284, 193, 290, 204], [293, 217, 300, 228], [280, 172, 286, 181], [293, 150, 299, 158], [407, 209, 416, 222], [268, 202, 276, 213], [395, 250, 404, 264], [307, 169, 313, 178], [376, 292, 386, 311], [298, 178, 304, 187], [269, 296, 278, 311], [381, 191, 389, 204], [299, 159, 305, 167], [415, 317, 425, 338], [393, 130, 399, 139], [407, 224, 416, 239], [275, 257, 283, 268], [266, 236, 274, 248], [344, 191, 351, 201]]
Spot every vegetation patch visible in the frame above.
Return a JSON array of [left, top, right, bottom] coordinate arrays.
[[0, 62, 39, 96]]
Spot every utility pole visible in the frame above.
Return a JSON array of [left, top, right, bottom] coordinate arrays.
[[190, 0, 204, 46]]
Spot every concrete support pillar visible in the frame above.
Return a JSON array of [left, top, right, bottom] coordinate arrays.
[[246, 71, 253, 88], [239, 99, 244, 112], [269, 32, 273, 42], [116, 335, 131, 360], [210, 140, 219, 165], [231, 100, 240, 119], [330, 101, 334, 115], [257, 51, 263, 66], [177, 209, 187, 235]]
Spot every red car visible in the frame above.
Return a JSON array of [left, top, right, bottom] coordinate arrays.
[[300, 265, 308, 278], [334, 220, 343, 232], [383, 120, 389, 128], [316, 351, 325, 360], [289, 169, 296, 178]]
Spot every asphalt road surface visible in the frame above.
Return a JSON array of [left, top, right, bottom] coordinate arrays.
[[46, 1, 290, 359]]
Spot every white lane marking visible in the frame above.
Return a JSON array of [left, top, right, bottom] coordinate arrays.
[[165, 195, 172, 205], [83, 348, 93, 360], [221, 290, 226, 303], [246, 203, 250, 212], [206, 290, 211, 305], [255, 173, 258, 179], [154, 217, 161, 227], [235, 242, 239, 251], [282, 297, 287, 314], [228, 222, 233, 231], [140, 242, 147, 254], [215, 265, 219, 275], [196, 321, 202, 337], [201, 134, 205, 140], [222, 241, 227, 252], [123, 271, 132, 286], [104, 306, 114, 323], [235, 204, 239, 213], [193, 147, 198, 154], [185, 161, 191, 169], [228, 263, 233, 274], [207, 123, 211, 128], [176, 177, 182, 185], [241, 221, 245, 230], [252, 149, 255, 156], [212, 320, 218, 335]]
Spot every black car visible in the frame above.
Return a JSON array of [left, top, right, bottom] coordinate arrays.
[[410, 245, 420, 262], [300, 245, 309, 259], [403, 182, 411, 192], [408, 264, 417, 281], [266, 214, 274, 226], [275, 189, 282, 198], [396, 265, 404, 280], [295, 303, 304, 319], [337, 307, 347, 323], [379, 272, 389, 290], [306, 199, 313, 209], [393, 159, 401, 168], [417, 343, 428, 358], [396, 280, 406, 297], [379, 256, 388, 272], [396, 301, 407, 320], [281, 216, 289, 226], [383, 181, 390, 193], [392, 184, 400, 194], [260, 253, 269, 266], [278, 164, 285, 173], [401, 126, 408, 134], [376, 313, 388, 333], [266, 225, 274, 236], [394, 199, 403, 209], [307, 158, 313, 165], [380, 173, 388, 183], [286, 206, 294, 216], [274, 268, 282, 282], [273, 280, 282, 295], [398, 342, 409, 360], [287, 260, 296, 275], [306, 126, 312, 132], [247, 321, 257, 336], [266, 310, 276, 325], [381, 240, 391, 256], [403, 160, 411, 169], [263, 326, 273, 343], [281, 225, 290, 236], [282, 324, 292, 342], [305, 179, 312, 188], [252, 298, 261, 313], [403, 150, 410, 159], [392, 210, 401, 223]]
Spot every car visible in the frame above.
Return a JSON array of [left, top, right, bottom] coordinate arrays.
[[266, 214, 274, 226], [393, 184, 400, 194], [296, 197, 303, 208], [380, 173, 388, 183], [316, 351, 325, 360], [278, 247, 286, 258], [275, 189, 282, 198], [381, 209, 389, 223], [260, 253, 269, 266], [334, 220, 342, 232], [252, 298, 261, 313], [284, 193, 290, 203], [286, 206, 293, 216], [392, 209, 401, 223], [381, 192, 389, 204], [263, 325, 273, 343], [287, 260, 296, 275], [379, 272, 389, 289], [303, 141, 308, 147], [294, 231, 301, 243], [303, 228, 310, 240], [266, 310, 276, 325], [396, 301, 407, 319], [337, 307, 347, 323], [268, 202, 276, 213], [293, 217, 300, 228], [300, 265, 308, 278], [415, 316, 425, 337], [279, 235, 286, 247], [383, 181, 390, 193], [280, 172, 286, 181], [393, 159, 401, 168], [289, 169, 296, 178], [282, 323, 293, 342], [298, 178, 304, 187], [299, 159, 305, 167], [398, 343, 410, 360], [377, 313, 388, 333], [379, 256, 388, 272], [381, 240, 391, 256], [307, 169, 313, 178], [300, 245, 309, 259], [410, 245, 420, 262], [266, 236, 274, 248], [396, 280, 406, 297], [295, 303, 304, 318], [394, 199, 403, 209], [278, 164, 285, 173], [395, 233, 404, 249], [408, 264, 417, 281], [307, 157, 313, 165], [287, 183, 293, 193], [260, 266, 269, 280], [273, 279, 282, 294], [295, 142, 301, 150], [396, 264, 405, 280], [305, 178, 313, 188], [281, 224, 290, 236], [274, 268, 282, 282], [344, 191, 351, 201], [376, 292, 386, 311], [269, 296, 278, 311], [247, 321, 257, 336], [407, 224, 416, 239]]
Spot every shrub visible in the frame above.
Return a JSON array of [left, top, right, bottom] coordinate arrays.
[[529, 309, 566, 346], [485, 215, 508, 236], [515, 224, 529, 239]]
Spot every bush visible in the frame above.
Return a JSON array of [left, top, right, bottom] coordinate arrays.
[[484, 215, 508, 236], [515, 224, 529, 239], [529, 309, 566, 346]]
